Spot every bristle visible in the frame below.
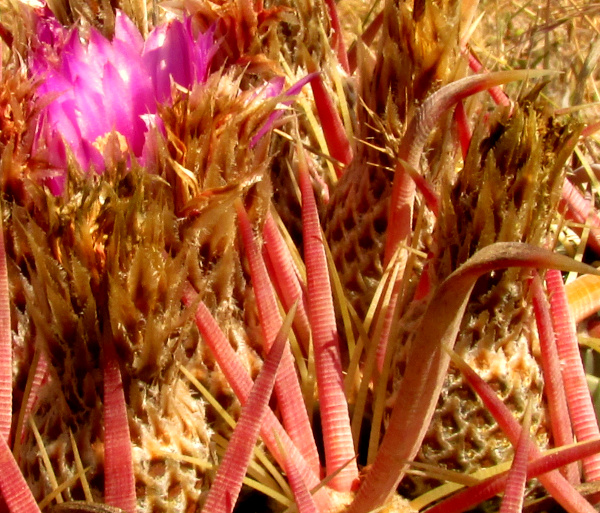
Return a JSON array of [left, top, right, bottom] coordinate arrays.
[[236, 202, 321, 475], [531, 273, 579, 484], [200, 304, 293, 513], [298, 142, 359, 492]]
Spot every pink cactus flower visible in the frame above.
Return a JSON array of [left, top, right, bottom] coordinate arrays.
[[29, 9, 217, 193]]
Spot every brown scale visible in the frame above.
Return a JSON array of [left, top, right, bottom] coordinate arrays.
[[0, 65, 45, 204], [391, 104, 582, 498], [323, 0, 466, 320], [5, 70, 280, 512]]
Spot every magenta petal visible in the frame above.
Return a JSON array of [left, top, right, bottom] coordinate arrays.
[[102, 63, 150, 155], [143, 18, 216, 102], [60, 31, 91, 82], [48, 99, 83, 153], [284, 72, 320, 97], [250, 73, 319, 147], [88, 27, 115, 63], [45, 174, 67, 196], [142, 24, 172, 103], [263, 76, 286, 98], [80, 139, 105, 172], [152, 21, 193, 100], [191, 23, 217, 84], [72, 77, 109, 141], [114, 10, 145, 54]]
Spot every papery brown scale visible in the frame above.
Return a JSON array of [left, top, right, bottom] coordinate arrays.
[[8, 168, 232, 511]]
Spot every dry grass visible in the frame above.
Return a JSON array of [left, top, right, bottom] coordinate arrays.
[[476, 1, 600, 102], [474, 0, 600, 166]]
